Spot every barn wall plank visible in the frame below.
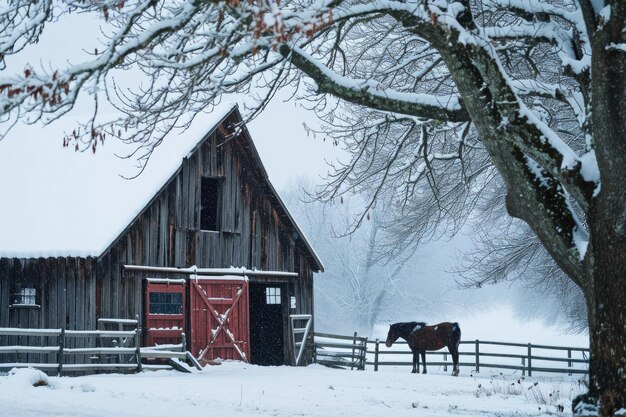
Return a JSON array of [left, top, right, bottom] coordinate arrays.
[[181, 159, 190, 230], [99, 253, 109, 320], [111, 247, 121, 319], [158, 194, 168, 266], [76, 259, 86, 353], [149, 203, 158, 265], [65, 258, 76, 363], [175, 174, 183, 230], [45, 259, 59, 353], [85, 257, 96, 331], [0, 259, 11, 362]]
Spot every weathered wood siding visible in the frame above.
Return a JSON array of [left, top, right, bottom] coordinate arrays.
[[1, 111, 317, 364], [0, 257, 97, 364]]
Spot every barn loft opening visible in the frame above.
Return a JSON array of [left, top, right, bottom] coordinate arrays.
[[201, 177, 221, 231]]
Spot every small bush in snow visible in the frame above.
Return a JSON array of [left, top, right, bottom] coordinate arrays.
[[525, 380, 586, 411], [472, 373, 586, 412], [9, 367, 48, 387], [473, 374, 524, 398]]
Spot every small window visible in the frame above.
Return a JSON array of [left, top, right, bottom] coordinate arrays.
[[265, 287, 281, 305], [201, 177, 221, 231], [149, 292, 183, 315], [13, 286, 37, 305]]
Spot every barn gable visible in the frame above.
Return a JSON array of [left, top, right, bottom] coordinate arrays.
[[96, 106, 323, 273]]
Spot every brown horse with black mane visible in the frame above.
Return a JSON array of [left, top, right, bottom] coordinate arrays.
[[386, 321, 461, 376]]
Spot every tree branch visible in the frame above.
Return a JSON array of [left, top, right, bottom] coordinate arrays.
[[279, 45, 469, 122]]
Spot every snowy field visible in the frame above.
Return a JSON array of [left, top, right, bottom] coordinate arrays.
[[0, 362, 586, 417]]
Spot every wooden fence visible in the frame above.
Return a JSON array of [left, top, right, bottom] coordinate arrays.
[[0, 321, 201, 375], [315, 333, 589, 376], [314, 332, 368, 370]]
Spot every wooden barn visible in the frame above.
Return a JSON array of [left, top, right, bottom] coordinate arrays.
[[0, 104, 323, 367]]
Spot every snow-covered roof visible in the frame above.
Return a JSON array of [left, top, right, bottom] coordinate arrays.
[[0, 104, 323, 272], [0, 104, 236, 258]]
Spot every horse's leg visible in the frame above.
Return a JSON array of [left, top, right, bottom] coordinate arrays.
[[412, 352, 418, 373], [421, 350, 427, 374], [416, 351, 421, 373], [454, 336, 462, 376], [450, 345, 460, 376]]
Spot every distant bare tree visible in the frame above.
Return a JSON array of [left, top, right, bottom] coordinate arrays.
[[460, 210, 588, 333], [283, 179, 433, 333], [452, 175, 588, 332]]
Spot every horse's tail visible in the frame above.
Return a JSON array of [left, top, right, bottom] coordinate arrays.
[[452, 322, 461, 345]]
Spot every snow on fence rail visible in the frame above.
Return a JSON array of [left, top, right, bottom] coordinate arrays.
[[313, 332, 368, 370], [369, 338, 589, 376], [0, 320, 201, 375], [315, 333, 589, 376]]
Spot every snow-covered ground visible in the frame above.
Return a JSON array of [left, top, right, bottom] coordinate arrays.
[[0, 362, 586, 417]]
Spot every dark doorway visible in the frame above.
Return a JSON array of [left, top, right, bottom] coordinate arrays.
[[249, 282, 286, 365], [200, 177, 221, 231]]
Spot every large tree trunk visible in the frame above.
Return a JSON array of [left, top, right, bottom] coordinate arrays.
[[580, 237, 626, 416], [436, 22, 626, 414], [577, 198, 626, 416], [576, 3, 626, 414]]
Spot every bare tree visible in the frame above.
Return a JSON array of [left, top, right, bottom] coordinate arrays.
[[283, 179, 430, 334], [0, 1, 624, 414], [456, 174, 588, 332], [460, 210, 588, 333]]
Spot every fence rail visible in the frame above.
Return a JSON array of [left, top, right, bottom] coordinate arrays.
[[0, 321, 201, 375], [314, 332, 368, 370], [315, 333, 589, 376], [369, 339, 589, 375]]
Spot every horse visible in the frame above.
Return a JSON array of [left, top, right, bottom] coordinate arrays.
[[385, 321, 461, 376]]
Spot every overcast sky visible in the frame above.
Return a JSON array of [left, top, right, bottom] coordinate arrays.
[[248, 97, 340, 189]]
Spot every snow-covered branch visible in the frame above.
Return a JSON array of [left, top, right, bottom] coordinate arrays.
[[282, 46, 469, 122]]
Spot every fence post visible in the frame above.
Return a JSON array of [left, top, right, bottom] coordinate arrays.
[[475, 340, 480, 373], [521, 357, 526, 376], [181, 332, 187, 352], [527, 343, 532, 377], [135, 324, 143, 373], [568, 349, 572, 375], [374, 339, 380, 372], [97, 320, 103, 366], [360, 338, 368, 370], [57, 326, 65, 377], [351, 332, 357, 371]]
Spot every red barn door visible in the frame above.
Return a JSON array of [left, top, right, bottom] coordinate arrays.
[[144, 278, 186, 347], [190, 277, 250, 365]]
